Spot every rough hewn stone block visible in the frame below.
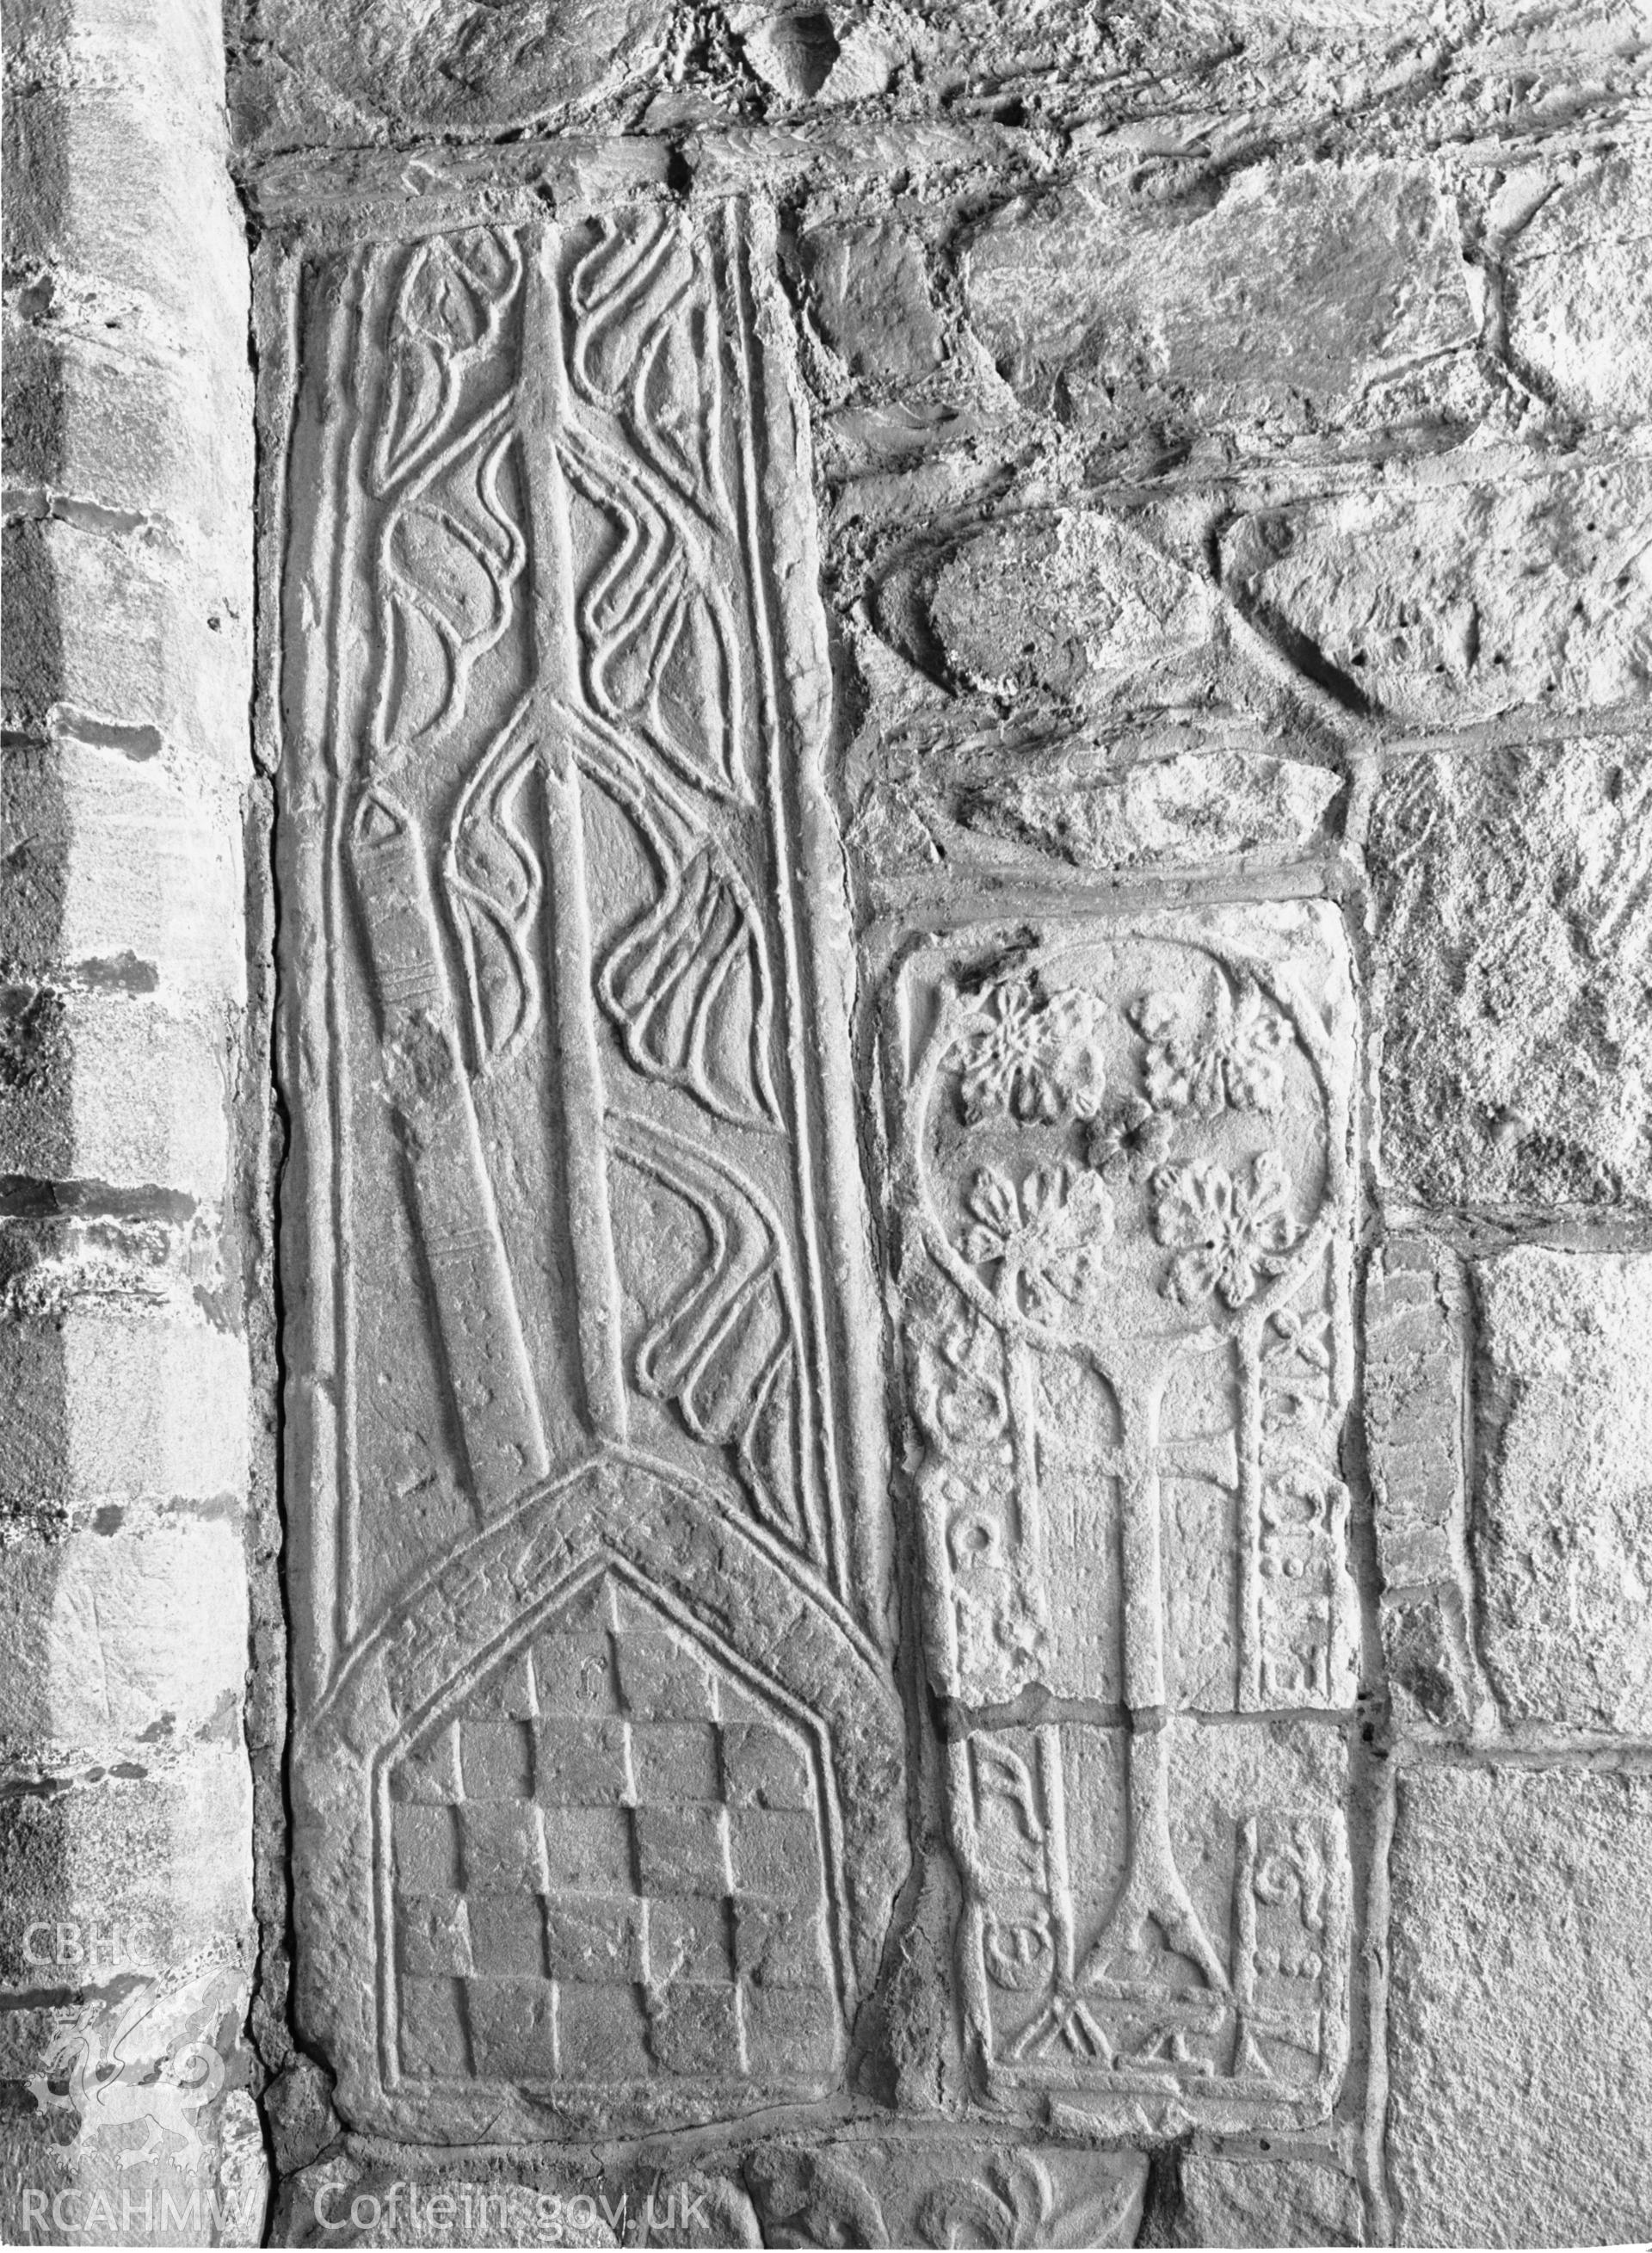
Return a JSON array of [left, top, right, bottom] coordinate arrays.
[[801, 212, 946, 384], [1473, 1247, 1652, 1733], [1367, 745, 1652, 1207], [951, 748, 1343, 876], [1225, 471, 1652, 726], [1387, 1762, 1652, 2245], [1178, 2151, 1365, 2247], [1364, 1237, 1486, 1731], [228, 0, 673, 154], [1504, 155, 1652, 429], [965, 159, 1482, 452]]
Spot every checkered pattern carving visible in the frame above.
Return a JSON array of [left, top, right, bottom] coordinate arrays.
[[387, 1569, 841, 2087]]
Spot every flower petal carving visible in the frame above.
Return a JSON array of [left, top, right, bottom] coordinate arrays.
[[1150, 1151, 1298, 1308], [954, 980, 1108, 1124]]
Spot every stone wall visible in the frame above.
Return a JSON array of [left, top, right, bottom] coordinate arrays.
[[3, 0, 1651, 2245]]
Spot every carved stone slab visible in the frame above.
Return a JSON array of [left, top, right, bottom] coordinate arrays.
[[948, 1717, 1350, 2133], [880, 903, 1358, 2128], [276, 205, 903, 2139]]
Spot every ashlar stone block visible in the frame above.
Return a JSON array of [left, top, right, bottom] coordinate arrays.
[[1473, 1246, 1652, 1733], [1178, 2151, 1365, 2247], [1368, 744, 1652, 1207], [1387, 1762, 1652, 2246], [881, 902, 1358, 2130], [276, 205, 903, 2140]]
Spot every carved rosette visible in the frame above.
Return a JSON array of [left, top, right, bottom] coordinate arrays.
[[885, 904, 1358, 2130]]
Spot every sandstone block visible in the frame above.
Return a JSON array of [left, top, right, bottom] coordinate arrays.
[[3, 316, 250, 561], [1472, 1247, 1652, 1732], [953, 746, 1342, 875], [928, 508, 1223, 715], [0, 2064, 265, 2250], [3, 76, 249, 369], [1367, 745, 1652, 1206], [801, 213, 946, 383], [1387, 1762, 1652, 2244]]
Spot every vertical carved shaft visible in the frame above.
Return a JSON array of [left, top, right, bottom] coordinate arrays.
[[531, 227, 627, 1444], [1118, 1381, 1168, 1714]]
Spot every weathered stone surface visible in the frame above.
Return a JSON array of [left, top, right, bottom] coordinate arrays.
[[0, 1521, 247, 1754], [228, 0, 672, 154], [965, 160, 1481, 452], [1224, 470, 1652, 725], [878, 904, 1357, 2127], [1364, 1237, 1488, 1732], [277, 207, 902, 2139], [0, 988, 230, 1195], [0, 1751, 252, 1988], [1387, 1762, 1652, 2245], [1505, 156, 1652, 430], [1177, 2151, 1365, 2247], [801, 213, 946, 384], [928, 509, 1223, 715], [273, 2149, 622, 2247], [0, 1275, 248, 1522], [1473, 1248, 1652, 1733], [0, 735, 241, 995], [1, 514, 249, 773], [953, 747, 1343, 875], [0, 2049, 266, 2249], [887, 902, 1359, 1715], [1367, 745, 1652, 1206], [743, 2135, 1149, 2247]]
